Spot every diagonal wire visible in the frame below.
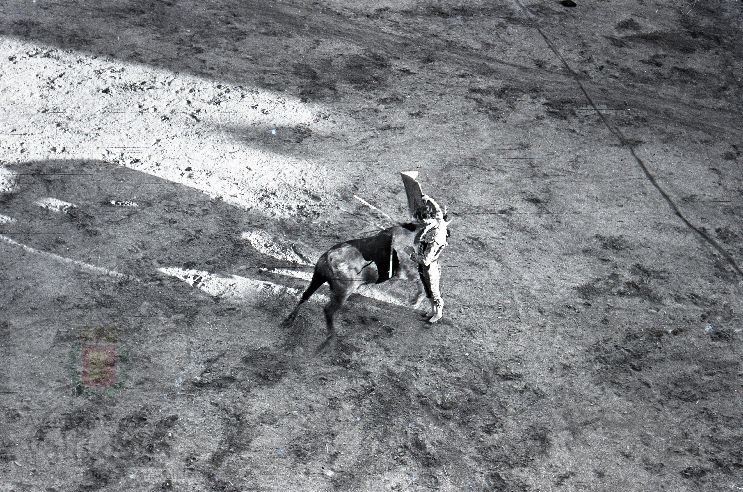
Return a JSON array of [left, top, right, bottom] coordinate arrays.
[[512, 0, 742, 279]]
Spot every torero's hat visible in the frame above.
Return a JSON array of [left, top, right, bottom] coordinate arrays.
[[401, 171, 448, 222], [400, 171, 425, 220]]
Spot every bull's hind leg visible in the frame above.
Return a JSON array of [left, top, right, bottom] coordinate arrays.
[[281, 262, 328, 330], [316, 283, 356, 353], [323, 286, 354, 334], [281, 302, 302, 329]]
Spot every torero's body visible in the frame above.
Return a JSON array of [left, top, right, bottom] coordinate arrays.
[[411, 194, 450, 323]]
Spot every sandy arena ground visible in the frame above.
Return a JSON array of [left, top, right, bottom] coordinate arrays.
[[0, 0, 742, 490]]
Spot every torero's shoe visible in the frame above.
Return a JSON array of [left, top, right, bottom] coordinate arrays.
[[425, 298, 436, 317], [428, 299, 443, 324], [420, 298, 434, 318]]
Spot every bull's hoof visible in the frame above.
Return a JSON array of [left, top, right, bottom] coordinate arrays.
[[427, 312, 443, 324], [315, 333, 336, 354], [409, 294, 425, 307]]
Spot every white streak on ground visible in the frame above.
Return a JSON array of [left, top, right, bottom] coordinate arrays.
[[160, 266, 406, 308], [0, 234, 132, 280], [353, 194, 395, 225], [157, 266, 328, 303], [355, 284, 407, 307], [259, 267, 314, 281], [34, 197, 77, 213], [260, 267, 407, 307], [241, 230, 313, 265], [0, 214, 16, 224]]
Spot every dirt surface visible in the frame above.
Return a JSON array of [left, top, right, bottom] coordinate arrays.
[[1, 0, 742, 490]]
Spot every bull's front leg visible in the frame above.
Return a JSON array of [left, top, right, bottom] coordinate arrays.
[[395, 246, 425, 306], [410, 278, 426, 307]]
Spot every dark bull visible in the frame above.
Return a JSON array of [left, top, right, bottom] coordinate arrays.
[[282, 223, 424, 337]]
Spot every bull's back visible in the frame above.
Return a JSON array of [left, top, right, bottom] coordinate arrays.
[[321, 225, 419, 286], [324, 243, 380, 285]]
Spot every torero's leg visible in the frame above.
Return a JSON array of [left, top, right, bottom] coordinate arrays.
[[427, 261, 444, 323], [417, 263, 434, 316], [409, 263, 426, 307]]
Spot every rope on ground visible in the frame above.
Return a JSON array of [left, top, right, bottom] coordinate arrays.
[[511, 0, 743, 280]]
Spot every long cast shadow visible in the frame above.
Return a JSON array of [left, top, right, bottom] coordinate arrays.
[[2, 0, 741, 134], [0, 159, 313, 294]]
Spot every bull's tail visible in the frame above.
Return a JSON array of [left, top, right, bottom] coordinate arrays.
[[281, 257, 328, 329], [301, 263, 328, 302]]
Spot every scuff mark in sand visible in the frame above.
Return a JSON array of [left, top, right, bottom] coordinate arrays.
[[108, 200, 139, 208]]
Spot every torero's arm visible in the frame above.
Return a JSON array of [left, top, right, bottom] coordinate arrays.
[[418, 242, 438, 267]]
